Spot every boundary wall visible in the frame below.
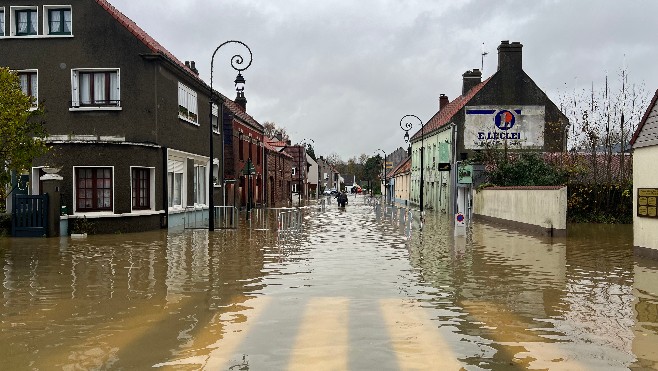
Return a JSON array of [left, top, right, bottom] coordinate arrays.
[[473, 186, 567, 236]]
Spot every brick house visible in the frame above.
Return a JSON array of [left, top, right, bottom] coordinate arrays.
[[222, 97, 265, 210], [264, 139, 292, 207], [0, 0, 249, 233]]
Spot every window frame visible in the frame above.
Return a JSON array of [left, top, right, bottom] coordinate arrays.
[[167, 159, 184, 209], [178, 82, 198, 125], [74, 167, 114, 213], [211, 103, 220, 134], [193, 164, 207, 206], [0, 8, 5, 37], [70, 68, 121, 111], [44, 5, 72, 36], [16, 69, 38, 110], [131, 167, 154, 211], [11, 6, 38, 36]]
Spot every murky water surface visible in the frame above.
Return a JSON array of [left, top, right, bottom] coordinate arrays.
[[1, 196, 657, 370]]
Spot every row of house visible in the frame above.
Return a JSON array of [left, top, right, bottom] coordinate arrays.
[[385, 40, 568, 218], [0, 0, 323, 234]]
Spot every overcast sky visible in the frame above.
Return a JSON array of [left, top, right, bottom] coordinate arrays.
[[108, 0, 658, 160]]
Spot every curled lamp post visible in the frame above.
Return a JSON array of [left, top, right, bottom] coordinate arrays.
[[400, 114, 425, 214], [208, 40, 252, 231], [376, 148, 387, 204]]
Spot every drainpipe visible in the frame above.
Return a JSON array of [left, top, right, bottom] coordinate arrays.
[[162, 147, 169, 228], [450, 124, 458, 217]]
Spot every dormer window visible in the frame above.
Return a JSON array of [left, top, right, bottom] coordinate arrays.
[[46, 6, 71, 35], [14, 7, 37, 36]]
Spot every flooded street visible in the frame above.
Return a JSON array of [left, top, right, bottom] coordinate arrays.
[[1, 196, 657, 370]]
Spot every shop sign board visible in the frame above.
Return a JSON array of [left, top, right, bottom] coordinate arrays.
[[464, 106, 545, 149]]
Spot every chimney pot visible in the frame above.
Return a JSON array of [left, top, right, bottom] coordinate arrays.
[[185, 61, 190, 68]]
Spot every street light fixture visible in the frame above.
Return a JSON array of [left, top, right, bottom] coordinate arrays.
[[400, 114, 426, 214], [376, 148, 387, 204], [208, 40, 252, 231]]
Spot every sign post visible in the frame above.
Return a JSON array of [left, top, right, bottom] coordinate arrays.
[[455, 212, 466, 236]]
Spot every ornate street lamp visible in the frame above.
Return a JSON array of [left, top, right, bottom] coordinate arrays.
[[208, 41, 252, 231], [376, 148, 387, 204], [400, 114, 425, 214]]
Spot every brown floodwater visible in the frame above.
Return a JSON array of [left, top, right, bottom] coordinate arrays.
[[1, 196, 657, 370]]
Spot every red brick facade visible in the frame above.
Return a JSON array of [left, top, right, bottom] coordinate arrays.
[[265, 141, 293, 207]]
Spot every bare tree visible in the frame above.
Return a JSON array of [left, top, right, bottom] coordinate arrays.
[[263, 121, 290, 141]]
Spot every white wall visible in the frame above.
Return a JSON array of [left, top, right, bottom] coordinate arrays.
[[473, 187, 567, 233], [633, 146, 658, 251]]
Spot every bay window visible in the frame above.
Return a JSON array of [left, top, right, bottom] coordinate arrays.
[[168, 160, 183, 208], [193, 165, 206, 205]]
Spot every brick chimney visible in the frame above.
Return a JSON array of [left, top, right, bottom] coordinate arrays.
[[235, 92, 247, 111], [462, 69, 482, 95], [439, 94, 449, 111], [497, 40, 523, 71], [189, 61, 199, 75]]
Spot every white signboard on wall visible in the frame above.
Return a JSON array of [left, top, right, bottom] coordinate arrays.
[[464, 106, 545, 149]]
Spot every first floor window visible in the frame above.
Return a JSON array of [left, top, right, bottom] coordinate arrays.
[[15, 9, 37, 35], [178, 82, 198, 123], [76, 168, 112, 211], [193, 165, 206, 205], [132, 168, 150, 210], [17, 71, 37, 108], [292, 167, 296, 176], [71, 69, 120, 108], [211, 104, 219, 133], [292, 183, 298, 193], [168, 160, 183, 208], [48, 8, 71, 35]]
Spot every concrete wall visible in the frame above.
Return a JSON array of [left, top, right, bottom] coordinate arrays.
[[633, 145, 658, 254], [473, 186, 567, 235]]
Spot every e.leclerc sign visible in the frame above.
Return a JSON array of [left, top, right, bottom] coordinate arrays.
[[464, 106, 545, 149]]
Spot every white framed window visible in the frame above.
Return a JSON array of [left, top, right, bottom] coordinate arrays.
[[292, 183, 298, 193], [292, 167, 296, 176], [74, 166, 114, 213], [193, 164, 207, 205], [131, 167, 155, 211], [71, 68, 121, 110], [44, 5, 72, 36], [178, 82, 198, 124], [10, 6, 38, 36], [0, 8, 5, 37], [17, 69, 38, 109], [167, 159, 184, 209], [211, 103, 220, 134]]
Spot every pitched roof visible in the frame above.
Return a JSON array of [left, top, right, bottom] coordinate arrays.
[[630, 88, 658, 147], [410, 78, 491, 142], [96, 0, 195, 77], [264, 140, 292, 158], [96, 0, 263, 132], [389, 156, 410, 178]]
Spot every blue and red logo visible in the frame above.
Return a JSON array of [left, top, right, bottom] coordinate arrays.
[[495, 110, 516, 131]]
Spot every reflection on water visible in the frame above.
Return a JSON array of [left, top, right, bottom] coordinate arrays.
[[0, 199, 657, 370]]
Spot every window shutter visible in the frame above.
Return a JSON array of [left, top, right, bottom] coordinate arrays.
[[71, 70, 78, 107]]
